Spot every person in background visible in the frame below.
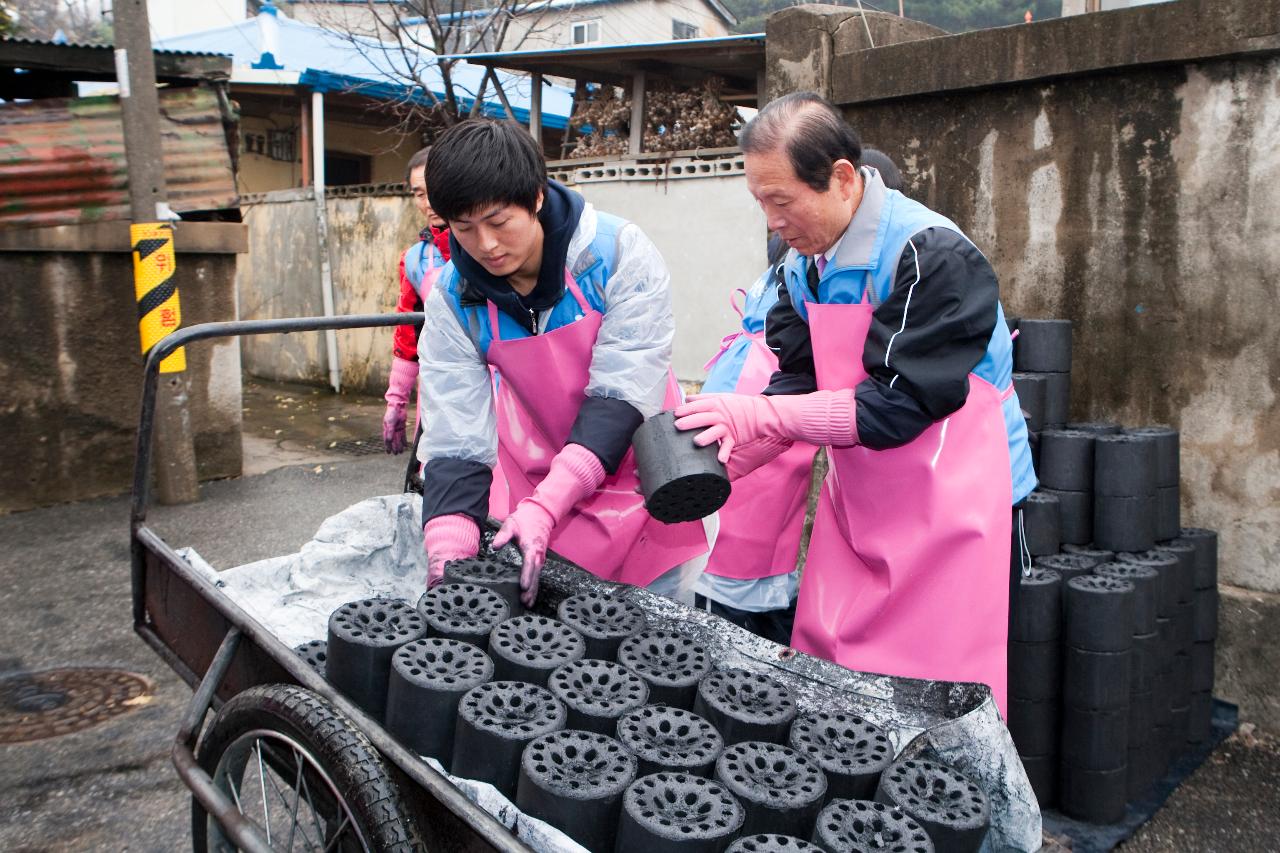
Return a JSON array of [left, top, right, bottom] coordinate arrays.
[[417, 120, 709, 605], [676, 93, 1033, 715], [382, 146, 451, 455], [860, 147, 903, 193], [692, 234, 816, 644]]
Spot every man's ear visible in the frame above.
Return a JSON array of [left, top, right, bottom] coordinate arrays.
[[831, 158, 859, 200], [534, 188, 545, 215]]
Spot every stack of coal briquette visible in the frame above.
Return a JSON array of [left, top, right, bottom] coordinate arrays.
[[1005, 316, 1221, 824]]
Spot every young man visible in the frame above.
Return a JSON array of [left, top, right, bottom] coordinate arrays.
[[382, 146, 451, 455], [676, 94, 1034, 715], [417, 120, 708, 605]]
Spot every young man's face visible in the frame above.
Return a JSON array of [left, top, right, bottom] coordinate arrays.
[[409, 165, 444, 228], [447, 194, 544, 279], [745, 146, 860, 258]]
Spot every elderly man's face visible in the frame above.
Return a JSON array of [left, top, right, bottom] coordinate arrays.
[[745, 147, 860, 257]]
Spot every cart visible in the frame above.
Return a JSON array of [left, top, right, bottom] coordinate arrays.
[[131, 315, 1041, 853]]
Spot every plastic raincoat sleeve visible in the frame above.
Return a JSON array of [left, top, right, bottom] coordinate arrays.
[[416, 283, 498, 469], [584, 222, 674, 419]]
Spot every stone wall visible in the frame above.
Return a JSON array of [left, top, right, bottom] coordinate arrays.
[[0, 223, 245, 512], [765, 0, 1280, 727]]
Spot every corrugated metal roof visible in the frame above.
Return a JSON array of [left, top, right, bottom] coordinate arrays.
[[0, 85, 238, 229], [0, 35, 229, 57]]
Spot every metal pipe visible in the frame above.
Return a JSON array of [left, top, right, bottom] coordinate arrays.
[[173, 745, 275, 853], [170, 626, 275, 853], [311, 90, 342, 393], [176, 627, 242, 748]]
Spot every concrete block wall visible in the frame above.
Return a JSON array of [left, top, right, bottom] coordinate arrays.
[[766, 0, 1280, 728]]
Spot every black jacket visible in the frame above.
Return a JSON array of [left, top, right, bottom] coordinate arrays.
[[764, 226, 999, 449]]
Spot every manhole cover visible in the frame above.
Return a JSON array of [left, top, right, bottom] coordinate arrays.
[[326, 436, 385, 456], [0, 667, 154, 744]]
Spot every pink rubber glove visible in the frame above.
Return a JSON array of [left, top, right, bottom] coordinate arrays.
[[423, 514, 480, 588], [493, 444, 605, 606], [382, 356, 418, 454], [674, 391, 858, 463], [725, 436, 794, 481]]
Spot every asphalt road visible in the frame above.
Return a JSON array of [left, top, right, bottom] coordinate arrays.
[[0, 453, 404, 852]]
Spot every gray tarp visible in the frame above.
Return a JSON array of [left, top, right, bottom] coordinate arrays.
[[184, 494, 1041, 852]]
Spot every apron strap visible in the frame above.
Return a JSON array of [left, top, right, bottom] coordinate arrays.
[[729, 288, 747, 319], [488, 268, 591, 342]]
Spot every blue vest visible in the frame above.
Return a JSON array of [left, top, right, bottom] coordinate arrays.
[[404, 239, 446, 298], [702, 268, 778, 394], [436, 212, 624, 355], [781, 185, 1036, 504]]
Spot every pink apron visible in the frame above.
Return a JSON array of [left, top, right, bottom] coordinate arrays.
[[487, 275, 707, 586], [791, 294, 1013, 716], [414, 264, 510, 517], [702, 293, 818, 580]]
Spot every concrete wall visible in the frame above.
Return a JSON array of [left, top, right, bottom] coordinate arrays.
[[766, 0, 1280, 726], [237, 161, 766, 390], [237, 188, 421, 393], [561, 159, 768, 379], [0, 223, 246, 513]]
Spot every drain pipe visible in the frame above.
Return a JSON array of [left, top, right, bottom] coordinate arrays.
[[311, 89, 342, 393]]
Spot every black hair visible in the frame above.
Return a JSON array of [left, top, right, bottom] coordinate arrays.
[[740, 92, 862, 192], [426, 119, 546, 222], [860, 147, 904, 192], [405, 145, 431, 184]]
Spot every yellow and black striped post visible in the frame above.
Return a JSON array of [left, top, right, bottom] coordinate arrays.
[[131, 222, 185, 372]]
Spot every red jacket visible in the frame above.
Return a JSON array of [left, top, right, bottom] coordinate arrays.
[[392, 226, 450, 361]]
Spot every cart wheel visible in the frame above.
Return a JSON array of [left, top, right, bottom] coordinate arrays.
[[192, 684, 422, 852]]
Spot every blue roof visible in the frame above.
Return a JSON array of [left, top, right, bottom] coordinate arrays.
[[152, 11, 571, 127]]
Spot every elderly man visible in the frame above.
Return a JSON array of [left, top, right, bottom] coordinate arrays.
[[676, 93, 1034, 714]]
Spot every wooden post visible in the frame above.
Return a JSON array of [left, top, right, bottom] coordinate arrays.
[[628, 70, 645, 156], [529, 73, 543, 150], [114, 0, 198, 504], [299, 95, 311, 187]]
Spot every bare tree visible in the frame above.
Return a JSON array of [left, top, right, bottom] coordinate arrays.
[[291, 0, 562, 134], [9, 0, 111, 43]]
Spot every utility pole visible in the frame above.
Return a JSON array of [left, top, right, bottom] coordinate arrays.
[[899, 1, 905, 17], [114, 0, 200, 504]]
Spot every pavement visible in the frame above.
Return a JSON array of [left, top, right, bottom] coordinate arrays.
[[0, 380, 403, 852], [1, 377, 1278, 852]]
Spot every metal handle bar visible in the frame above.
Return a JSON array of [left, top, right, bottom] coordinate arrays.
[[130, 313, 424, 527]]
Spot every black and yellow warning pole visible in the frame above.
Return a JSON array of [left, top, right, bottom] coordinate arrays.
[[132, 224, 186, 373], [116, 0, 199, 504]]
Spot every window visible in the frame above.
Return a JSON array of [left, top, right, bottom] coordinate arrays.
[[672, 19, 698, 40], [572, 19, 600, 45], [324, 151, 372, 187], [267, 129, 295, 163]]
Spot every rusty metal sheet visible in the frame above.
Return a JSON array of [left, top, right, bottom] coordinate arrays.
[[0, 85, 238, 229]]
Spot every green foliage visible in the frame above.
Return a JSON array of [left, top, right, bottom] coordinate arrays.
[[726, 0, 1063, 35]]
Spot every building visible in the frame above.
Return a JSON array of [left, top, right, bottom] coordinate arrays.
[[413, 0, 737, 54], [1060, 0, 1173, 13], [153, 3, 572, 194]]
